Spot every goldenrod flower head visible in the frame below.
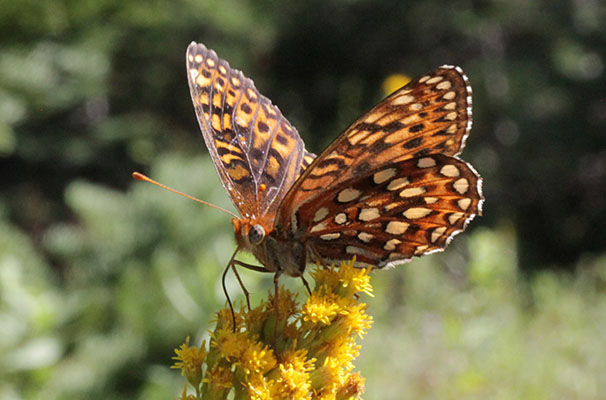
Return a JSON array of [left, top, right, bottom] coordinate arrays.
[[338, 265, 374, 298], [172, 336, 207, 387], [238, 340, 276, 376], [173, 258, 372, 399], [211, 327, 248, 361], [302, 292, 341, 325]]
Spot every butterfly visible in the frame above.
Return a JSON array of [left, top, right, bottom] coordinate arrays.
[[186, 41, 483, 281]]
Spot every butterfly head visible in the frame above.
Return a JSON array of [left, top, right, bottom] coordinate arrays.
[[248, 223, 266, 245], [232, 217, 306, 277], [232, 218, 267, 245]]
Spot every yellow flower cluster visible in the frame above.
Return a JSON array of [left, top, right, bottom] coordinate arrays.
[[172, 259, 373, 400]]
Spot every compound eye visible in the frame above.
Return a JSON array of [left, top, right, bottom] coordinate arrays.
[[249, 224, 266, 245]]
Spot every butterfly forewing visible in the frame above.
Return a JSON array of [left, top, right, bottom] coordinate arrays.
[[295, 154, 482, 267], [277, 65, 473, 222], [186, 42, 313, 220]]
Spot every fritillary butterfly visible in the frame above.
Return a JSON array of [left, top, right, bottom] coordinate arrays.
[[186, 42, 483, 278]]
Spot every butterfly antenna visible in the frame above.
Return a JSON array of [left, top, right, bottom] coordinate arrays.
[[132, 172, 238, 218]]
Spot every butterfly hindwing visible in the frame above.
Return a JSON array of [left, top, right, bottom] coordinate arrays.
[[299, 154, 483, 267]]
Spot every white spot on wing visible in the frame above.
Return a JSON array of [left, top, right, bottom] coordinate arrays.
[[320, 233, 341, 241], [392, 94, 415, 105], [414, 245, 429, 255], [310, 221, 328, 233], [442, 91, 456, 100], [387, 177, 410, 191], [440, 164, 460, 177], [338, 188, 361, 203], [358, 232, 374, 243], [410, 103, 423, 111], [373, 168, 397, 184], [386, 221, 409, 235], [431, 227, 447, 243], [436, 80, 452, 90], [426, 76, 443, 84], [384, 238, 402, 251], [358, 208, 380, 221], [403, 207, 432, 219], [448, 212, 464, 225], [458, 198, 471, 210], [417, 157, 436, 168], [313, 207, 330, 222], [400, 187, 426, 198], [334, 213, 348, 224], [453, 178, 470, 194]]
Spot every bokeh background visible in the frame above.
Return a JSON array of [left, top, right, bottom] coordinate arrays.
[[2, 0, 605, 398]]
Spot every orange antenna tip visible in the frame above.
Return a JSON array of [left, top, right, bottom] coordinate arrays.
[[132, 171, 149, 181]]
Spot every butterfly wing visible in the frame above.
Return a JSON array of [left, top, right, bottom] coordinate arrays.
[[275, 65, 482, 266], [186, 42, 314, 220], [296, 154, 483, 267], [279, 65, 473, 215]]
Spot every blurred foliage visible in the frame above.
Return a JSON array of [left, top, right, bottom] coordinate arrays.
[[1, 0, 605, 398]]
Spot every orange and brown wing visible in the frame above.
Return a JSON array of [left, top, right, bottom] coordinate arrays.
[[275, 65, 482, 265], [277, 65, 474, 226], [186, 42, 310, 219], [297, 154, 483, 268]]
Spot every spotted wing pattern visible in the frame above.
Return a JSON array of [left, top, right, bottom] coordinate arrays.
[[278, 66, 473, 218], [296, 154, 482, 268], [186, 42, 314, 221], [275, 65, 483, 267]]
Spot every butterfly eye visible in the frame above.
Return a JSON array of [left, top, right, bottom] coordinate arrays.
[[249, 224, 266, 245]]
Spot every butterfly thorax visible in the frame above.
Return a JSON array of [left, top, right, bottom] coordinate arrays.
[[232, 218, 307, 277]]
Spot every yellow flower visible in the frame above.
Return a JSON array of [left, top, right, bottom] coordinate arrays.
[[339, 303, 373, 338], [174, 258, 371, 399], [245, 373, 274, 400], [337, 372, 365, 400], [172, 336, 207, 387], [204, 365, 233, 390], [338, 264, 374, 298], [238, 340, 277, 376], [382, 73, 411, 95], [276, 348, 315, 399], [211, 326, 248, 361], [302, 292, 341, 325]]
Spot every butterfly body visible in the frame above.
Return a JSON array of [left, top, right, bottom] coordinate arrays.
[[230, 217, 305, 276], [187, 42, 483, 277]]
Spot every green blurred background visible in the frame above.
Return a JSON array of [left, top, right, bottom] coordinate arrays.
[[1, 0, 605, 398]]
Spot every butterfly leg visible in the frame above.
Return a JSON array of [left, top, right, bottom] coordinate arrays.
[[273, 271, 281, 306], [230, 262, 252, 311], [232, 260, 269, 273], [309, 244, 329, 268], [232, 260, 272, 311], [222, 247, 241, 331], [272, 271, 282, 351], [301, 275, 312, 295]]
